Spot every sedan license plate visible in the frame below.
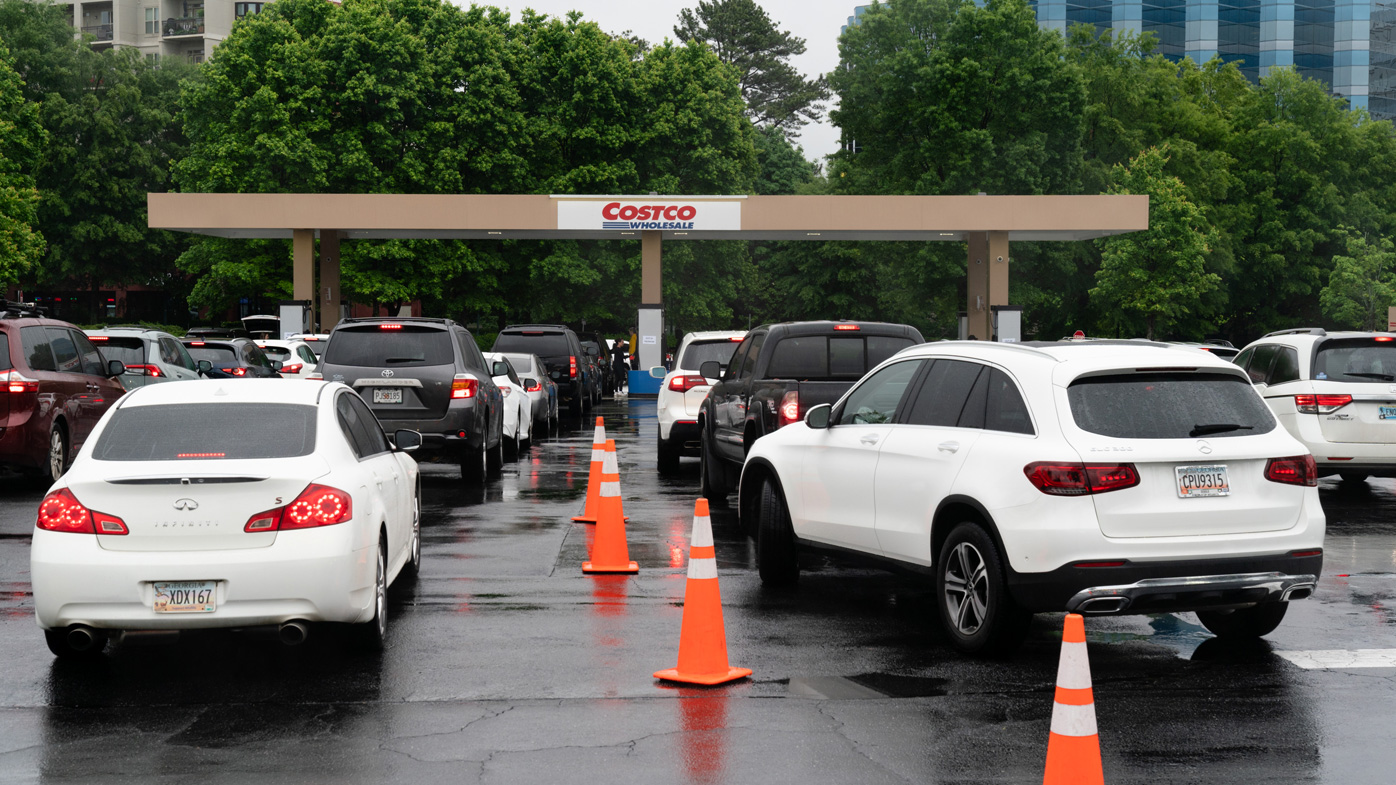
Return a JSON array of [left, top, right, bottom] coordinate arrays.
[[153, 581, 216, 613], [1176, 464, 1229, 498], [1380, 406, 1396, 421], [373, 388, 402, 404]]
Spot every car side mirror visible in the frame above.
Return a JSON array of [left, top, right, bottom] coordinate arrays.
[[269, 360, 283, 371], [393, 429, 423, 453], [492, 361, 510, 377], [699, 361, 721, 380], [196, 359, 213, 373], [805, 403, 832, 429], [106, 360, 126, 377], [522, 377, 536, 389], [649, 366, 666, 379]]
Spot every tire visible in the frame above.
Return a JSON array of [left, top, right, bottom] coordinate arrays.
[[756, 478, 799, 586], [657, 431, 680, 475], [935, 522, 1031, 656], [461, 441, 487, 486], [1339, 472, 1369, 485], [402, 481, 421, 580], [487, 436, 504, 474], [350, 539, 388, 650], [504, 434, 519, 462], [1197, 602, 1288, 639], [43, 424, 67, 484], [44, 627, 106, 660], [569, 395, 582, 417], [699, 428, 729, 506]]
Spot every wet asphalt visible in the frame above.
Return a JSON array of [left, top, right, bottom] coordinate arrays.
[[0, 397, 1394, 784]]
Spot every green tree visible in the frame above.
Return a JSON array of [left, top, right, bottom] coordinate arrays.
[[1321, 228, 1396, 331], [674, 0, 828, 133], [0, 40, 43, 281], [1092, 146, 1219, 339]]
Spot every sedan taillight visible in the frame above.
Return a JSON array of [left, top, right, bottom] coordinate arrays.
[[1024, 462, 1140, 495], [525, 381, 542, 392], [669, 374, 707, 393], [280, 363, 303, 375], [1265, 455, 1318, 486], [1294, 394, 1351, 414], [36, 488, 128, 535], [245, 484, 353, 532]]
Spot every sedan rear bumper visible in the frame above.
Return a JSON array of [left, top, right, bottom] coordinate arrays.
[[1065, 571, 1317, 615]]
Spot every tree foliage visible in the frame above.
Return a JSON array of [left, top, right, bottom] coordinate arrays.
[[0, 39, 43, 281], [1321, 228, 1396, 331]]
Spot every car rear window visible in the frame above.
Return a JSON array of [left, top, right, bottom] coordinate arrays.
[[92, 403, 317, 461], [1313, 338, 1396, 382], [679, 340, 741, 372], [186, 344, 239, 365], [766, 335, 916, 380], [1067, 372, 1275, 439], [89, 337, 145, 366], [323, 326, 454, 368], [261, 346, 292, 360], [493, 332, 572, 356]]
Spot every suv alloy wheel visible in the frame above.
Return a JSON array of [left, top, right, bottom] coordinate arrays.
[[935, 522, 1030, 655]]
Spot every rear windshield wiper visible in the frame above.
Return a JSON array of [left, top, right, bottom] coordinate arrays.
[[1341, 372, 1395, 381], [1189, 423, 1255, 437]]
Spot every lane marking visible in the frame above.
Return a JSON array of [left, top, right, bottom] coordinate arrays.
[[1277, 649, 1396, 669]]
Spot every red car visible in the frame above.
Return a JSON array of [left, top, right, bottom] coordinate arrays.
[[0, 303, 128, 481]]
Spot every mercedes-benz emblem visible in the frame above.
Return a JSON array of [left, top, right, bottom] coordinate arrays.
[[173, 498, 199, 511], [1197, 440, 1213, 455], [381, 369, 395, 378]]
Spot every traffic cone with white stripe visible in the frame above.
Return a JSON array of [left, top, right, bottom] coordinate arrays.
[[582, 439, 638, 574], [654, 499, 752, 685], [1043, 613, 1104, 785], [572, 417, 607, 523]]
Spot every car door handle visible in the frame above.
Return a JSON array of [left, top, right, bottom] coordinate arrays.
[[937, 441, 960, 453], [859, 434, 880, 445]]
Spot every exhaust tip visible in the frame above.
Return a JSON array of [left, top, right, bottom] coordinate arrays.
[[66, 626, 100, 652], [1078, 596, 1129, 614], [1282, 585, 1314, 602], [278, 621, 309, 646]]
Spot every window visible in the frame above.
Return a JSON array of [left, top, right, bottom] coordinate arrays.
[[186, 344, 238, 366], [868, 335, 915, 366], [297, 346, 318, 365], [1268, 347, 1301, 385], [235, 2, 265, 18], [1312, 338, 1396, 382], [492, 331, 571, 356], [902, 360, 985, 427], [93, 404, 317, 461], [836, 360, 923, 425], [984, 369, 1034, 435], [679, 340, 740, 373], [737, 333, 765, 379], [92, 337, 145, 367], [829, 337, 865, 376], [145, 7, 158, 34], [337, 393, 390, 459], [767, 336, 827, 378], [1233, 346, 1254, 370], [71, 331, 109, 376], [242, 341, 271, 368], [456, 332, 483, 371], [767, 334, 918, 380], [46, 328, 82, 374], [1067, 373, 1276, 439], [322, 326, 454, 368], [166, 339, 197, 370], [723, 337, 752, 381], [20, 326, 57, 372], [1244, 344, 1278, 384]]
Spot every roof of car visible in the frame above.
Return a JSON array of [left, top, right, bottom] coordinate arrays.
[[896, 340, 1243, 379], [754, 320, 923, 338], [85, 327, 168, 338], [1250, 329, 1396, 344], [337, 317, 454, 328], [118, 378, 332, 408], [500, 324, 572, 333], [683, 330, 747, 341]]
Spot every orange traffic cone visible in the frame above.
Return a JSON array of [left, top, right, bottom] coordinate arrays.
[[572, 417, 607, 523], [654, 499, 752, 685], [1043, 613, 1104, 785], [582, 439, 638, 574]]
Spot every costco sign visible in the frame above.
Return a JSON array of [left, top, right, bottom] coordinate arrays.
[[557, 199, 742, 232]]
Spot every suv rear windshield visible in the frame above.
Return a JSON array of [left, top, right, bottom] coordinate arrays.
[[186, 344, 239, 365], [680, 340, 741, 372], [323, 326, 454, 368], [766, 335, 916, 380], [1313, 338, 1396, 382], [493, 332, 571, 356], [92, 403, 317, 461], [91, 337, 145, 366], [1067, 372, 1276, 439]]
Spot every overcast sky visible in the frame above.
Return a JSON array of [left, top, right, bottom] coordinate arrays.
[[457, 0, 854, 165]]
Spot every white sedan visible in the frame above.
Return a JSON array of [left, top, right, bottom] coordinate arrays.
[[30, 379, 422, 658], [484, 352, 533, 460]]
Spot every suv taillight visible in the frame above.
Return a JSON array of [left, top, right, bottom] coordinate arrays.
[[0, 370, 38, 393], [1265, 455, 1318, 486], [37, 488, 128, 535], [452, 374, 478, 399], [125, 364, 162, 378], [669, 374, 707, 393], [569, 356, 578, 379], [245, 483, 353, 532], [1294, 394, 1351, 414], [1024, 462, 1140, 495], [778, 390, 800, 427]]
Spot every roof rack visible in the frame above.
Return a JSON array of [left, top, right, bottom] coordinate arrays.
[[0, 300, 47, 319], [1262, 327, 1326, 338], [502, 323, 569, 331], [339, 316, 450, 325]]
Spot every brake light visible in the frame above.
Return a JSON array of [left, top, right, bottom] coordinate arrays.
[[833, 324, 860, 331], [669, 374, 708, 393], [189, 341, 205, 346], [304, 336, 320, 341], [280, 363, 303, 374], [177, 452, 226, 458], [570, 356, 577, 379], [36, 488, 127, 535], [1024, 462, 1140, 495], [778, 390, 800, 427], [220, 368, 248, 376], [1377, 336, 1394, 342], [379, 324, 403, 330], [88, 335, 108, 341], [729, 337, 744, 342], [244, 508, 281, 532], [525, 381, 542, 392], [452, 374, 477, 399], [1294, 394, 1351, 414], [1265, 455, 1318, 486], [125, 364, 162, 378], [0, 370, 38, 393], [244, 484, 353, 532]]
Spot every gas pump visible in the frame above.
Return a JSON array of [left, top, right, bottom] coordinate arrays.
[[278, 300, 311, 340]]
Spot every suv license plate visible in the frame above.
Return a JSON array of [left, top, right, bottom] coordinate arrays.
[[153, 581, 216, 613], [373, 388, 402, 404], [1176, 464, 1229, 498], [1380, 406, 1396, 420]]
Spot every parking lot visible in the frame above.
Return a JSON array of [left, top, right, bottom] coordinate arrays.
[[1, 397, 1394, 784]]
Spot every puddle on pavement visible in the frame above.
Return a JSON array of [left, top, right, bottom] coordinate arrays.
[[1084, 613, 1213, 659]]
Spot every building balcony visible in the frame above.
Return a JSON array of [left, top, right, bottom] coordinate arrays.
[[81, 24, 113, 41], [162, 17, 205, 37]]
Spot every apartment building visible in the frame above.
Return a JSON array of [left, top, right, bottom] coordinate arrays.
[[59, 0, 268, 63]]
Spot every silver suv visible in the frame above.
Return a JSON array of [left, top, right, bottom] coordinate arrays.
[[84, 327, 203, 387], [1235, 328, 1396, 484]]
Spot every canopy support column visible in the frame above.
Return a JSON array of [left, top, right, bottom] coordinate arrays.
[[632, 231, 665, 395], [966, 231, 1010, 341], [292, 229, 316, 330], [320, 230, 341, 331]]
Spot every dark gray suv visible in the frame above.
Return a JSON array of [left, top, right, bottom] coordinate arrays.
[[313, 317, 504, 483]]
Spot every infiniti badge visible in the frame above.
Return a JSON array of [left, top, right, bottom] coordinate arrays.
[[173, 498, 199, 511]]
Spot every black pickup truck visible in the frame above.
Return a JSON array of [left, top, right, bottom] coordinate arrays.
[[698, 320, 925, 504]]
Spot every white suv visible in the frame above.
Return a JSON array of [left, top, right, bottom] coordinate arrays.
[[739, 340, 1324, 654], [1235, 329, 1396, 485], [653, 331, 746, 473]]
